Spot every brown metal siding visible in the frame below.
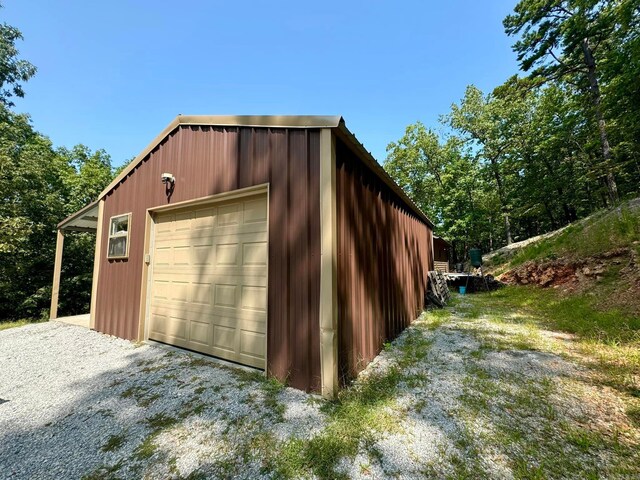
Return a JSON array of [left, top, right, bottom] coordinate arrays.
[[96, 126, 321, 392], [335, 137, 433, 383]]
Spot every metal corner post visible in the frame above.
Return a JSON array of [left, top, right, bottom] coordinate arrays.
[[319, 128, 338, 398]]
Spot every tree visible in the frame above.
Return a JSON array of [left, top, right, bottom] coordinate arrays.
[[0, 105, 114, 320], [385, 124, 493, 260], [503, 0, 632, 205], [444, 85, 530, 244], [0, 3, 36, 106]]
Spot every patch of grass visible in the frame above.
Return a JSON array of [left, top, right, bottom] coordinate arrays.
[[101, 432, 127, 452], [458, 360, 625, 478], [265, 327, 435, 479], [120, 385, 149, 400], [0, 318, 42, 331], [133, 436, 157, 461], [232, 367, 265, 384], [454, 290, 640, 478], [261, 377, 286, 421], [495, 203, 640, 268], [470, 287, 640, 401], [81, 461, 123, 480], [183, 469, 210, 480], [137, 393, 161, 408], [565, 425, 602, 453], [627, 403, 640, 427], [187, 356, 216, 368], [178, 398, 207, 419], [140, 365, 163, 373], [145, 413, 178, 432], [274, 365, 404, 479], [477, 286, 640, 346], [422, 308, 451, 329]]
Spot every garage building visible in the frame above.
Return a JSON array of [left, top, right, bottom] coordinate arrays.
[[52, 116, 434, 397]]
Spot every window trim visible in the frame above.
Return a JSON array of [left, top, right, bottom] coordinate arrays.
[[107, 213, 132, 260]]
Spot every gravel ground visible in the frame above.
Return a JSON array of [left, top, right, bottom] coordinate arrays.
[[1, 300, 636, 479], [0, 322, 324, 479]]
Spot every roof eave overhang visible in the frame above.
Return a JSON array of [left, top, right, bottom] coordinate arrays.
[[57, 200, 99, 232]]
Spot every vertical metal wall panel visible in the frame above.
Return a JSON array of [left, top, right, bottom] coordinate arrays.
[[95, 126, 322, 392], [335, 137, 433, 383]]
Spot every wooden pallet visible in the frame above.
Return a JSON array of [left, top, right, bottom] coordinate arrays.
[[427, 270, 450, 307]]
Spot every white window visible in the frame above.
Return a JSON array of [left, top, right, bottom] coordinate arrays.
[[107, 213, 131, 259]]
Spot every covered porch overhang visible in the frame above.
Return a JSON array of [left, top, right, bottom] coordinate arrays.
[[50, 200, 103, 325]]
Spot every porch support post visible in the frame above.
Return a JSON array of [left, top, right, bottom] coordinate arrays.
[[50, 229, 64, 320], [89, 199, 104, 329]]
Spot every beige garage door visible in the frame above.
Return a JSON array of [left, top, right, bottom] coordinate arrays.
[[148, 192, 268, 369]]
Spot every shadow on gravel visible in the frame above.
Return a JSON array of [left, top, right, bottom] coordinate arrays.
[[0, 333, 313, 480]]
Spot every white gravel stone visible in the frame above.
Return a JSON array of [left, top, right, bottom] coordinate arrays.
[[0, 303, 627, 479]]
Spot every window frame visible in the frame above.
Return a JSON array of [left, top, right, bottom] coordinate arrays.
[[107, 213, 132, 260]]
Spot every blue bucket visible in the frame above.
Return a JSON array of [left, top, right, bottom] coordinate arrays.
[[459, 286, 467, 295]]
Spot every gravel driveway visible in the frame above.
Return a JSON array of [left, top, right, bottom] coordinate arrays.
[[1, 296, 636, 479], [0, 322, 323, 479]]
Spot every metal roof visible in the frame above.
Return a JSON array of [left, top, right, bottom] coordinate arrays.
[[57, 200, 99, 231]]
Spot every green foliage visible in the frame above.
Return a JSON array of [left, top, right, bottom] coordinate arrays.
[[0, 4, 36, 107], [0, 106, 114, 321], [385, 1, 640, 261]]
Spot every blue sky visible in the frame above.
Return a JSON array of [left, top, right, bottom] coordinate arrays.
[[4, 0, 519, 167]]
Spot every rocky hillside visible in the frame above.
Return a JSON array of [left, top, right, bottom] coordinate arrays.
[[485, 199, 640, 317]]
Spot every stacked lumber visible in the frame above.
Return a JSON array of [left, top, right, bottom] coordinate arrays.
[[427, 270, 450, 307]]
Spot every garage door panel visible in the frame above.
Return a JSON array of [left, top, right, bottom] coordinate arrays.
[[169, 281, 189, 303], [212, 325, 236, 351], [189, 320, 211, 347], [151, 302, 266, 329], [173, 246, 191, 265], [243, 198, 268, 223], [152, 264, 268, 278], [240, 330, 266, 358], [154, 247, 173, 267], [214, 284, 237, 308], [154, 224, 268, 241], [149, 192, 268, 368], [150, 313, 168, 336], [151, 288, 267, 317], [152, 261, 268, 277], [216, 244, 239, 266], [151, 271, 268, 287], [167, 315, 188, 340], [150, 314, 188, 342], [218, 203, 241, 226], [152, 280, 171, 301], [193, 244, 214, 265], [241, 285, 267, 312], [152, 227, 267, 250], [242, 242, 267, 265], [191, 282, 212, 305]]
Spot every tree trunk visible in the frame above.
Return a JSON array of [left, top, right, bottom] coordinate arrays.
[[504, 213, 512, 245], [581, 37, 618, 205], [489, 217, 494, 251], [543, 202, 557, 229], [488, 156, 512, 244]]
